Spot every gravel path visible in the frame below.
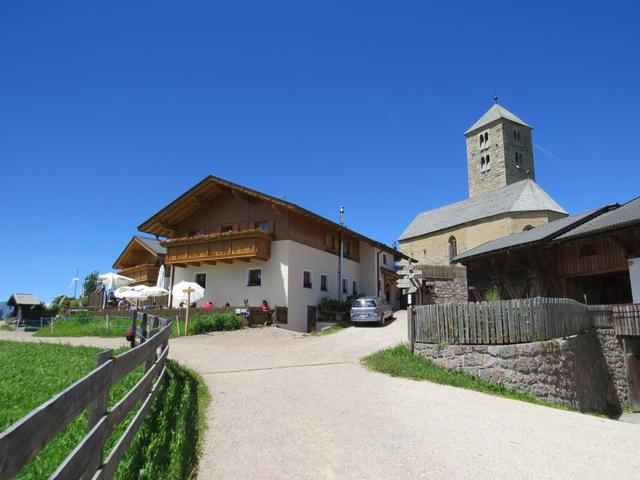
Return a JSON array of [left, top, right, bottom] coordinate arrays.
[[2, 313, 638, 479]]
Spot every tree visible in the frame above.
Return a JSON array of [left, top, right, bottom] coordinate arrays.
[[83, 271, 100, 297]]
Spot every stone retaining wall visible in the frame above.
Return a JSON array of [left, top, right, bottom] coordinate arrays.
[[595, 328, 628, 406], [415, 330, 624, 414]]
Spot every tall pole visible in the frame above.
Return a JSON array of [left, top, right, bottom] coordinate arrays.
[[338, 206, 344, 302], [74, 268, 79, 299], [183, 287, 195, 336]]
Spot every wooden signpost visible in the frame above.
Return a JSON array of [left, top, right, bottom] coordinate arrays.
[[183, 287, 196, 336]]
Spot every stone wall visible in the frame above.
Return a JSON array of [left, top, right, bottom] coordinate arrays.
[[595, 328, 629, 406], [429, 277, 468, 304], [415, 330, 625, 414]]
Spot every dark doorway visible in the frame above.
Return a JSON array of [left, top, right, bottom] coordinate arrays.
[[307, 305, 317, 333], [565, 271, 632, 304]]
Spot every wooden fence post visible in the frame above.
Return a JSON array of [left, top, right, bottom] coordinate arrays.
[[141, 313, 148, 344], [407, 306, 415, 353], [130, 310, 138, 348], [84, 349, 113, 479]]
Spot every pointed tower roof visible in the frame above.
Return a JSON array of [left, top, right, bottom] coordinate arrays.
[[465, 103, 531, 135]]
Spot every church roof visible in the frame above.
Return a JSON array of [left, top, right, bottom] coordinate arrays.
[[398, 179, 567, 241], [465, 103, 531, 135]]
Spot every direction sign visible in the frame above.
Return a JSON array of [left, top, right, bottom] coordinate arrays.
[[406, 286, 417, 294], [397, 268, 413, 276], [396, 279, 411, 288]]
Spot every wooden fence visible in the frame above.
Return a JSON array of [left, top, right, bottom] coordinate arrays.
[[83, 306, 288, 326], [0, 314, 172, 480], [613, 304, 640, 337], [413, 298, 593, 345], [589, 304, 613, 328]]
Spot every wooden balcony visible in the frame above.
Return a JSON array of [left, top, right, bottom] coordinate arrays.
[[164, 230, 271, 266], [118, 264, 161, 285]]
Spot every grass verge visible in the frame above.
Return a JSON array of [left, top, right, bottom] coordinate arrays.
[[0, 340, 210, 479], [362, 344, 578, 413], [310, 323, 350, 336]]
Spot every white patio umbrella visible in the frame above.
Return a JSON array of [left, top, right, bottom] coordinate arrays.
[[114, 286, 149, 300], [99, 272, 135, 290], [171, 281, 205, 336], [139, 286, 169, 297], [156, 264, 166, 288]]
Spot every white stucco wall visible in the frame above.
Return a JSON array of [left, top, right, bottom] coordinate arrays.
[[171, 240, 290, 308], [629, 258, 640, 303], [168, 238, 393, 333]]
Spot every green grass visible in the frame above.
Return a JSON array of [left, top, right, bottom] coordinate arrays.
[[0, 323, 13, 331], [362, 344, 576, 412], [0, 341, 210, 479], [310, 324, 350, 336], [34, 313, 243, 339]]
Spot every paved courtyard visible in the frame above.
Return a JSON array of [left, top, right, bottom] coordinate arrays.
[[2, 312, 638, 479]]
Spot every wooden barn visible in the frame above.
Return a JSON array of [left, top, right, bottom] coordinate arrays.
[[455, 196, 640, 305], [6, 293, 43, 323]]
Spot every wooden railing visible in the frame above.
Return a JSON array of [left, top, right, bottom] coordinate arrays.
[[589, 304, 614, 328], [0, 314, 172, 480], [164, 231, 271, 265], [118, 263, 161, 285], [412, 298, 593, 345]]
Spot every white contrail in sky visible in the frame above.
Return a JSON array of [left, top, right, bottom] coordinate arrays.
[[533, 142, 562, 161]]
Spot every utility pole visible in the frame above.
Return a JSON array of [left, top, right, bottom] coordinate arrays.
[[338, 206, 345, 302], [74, 268, 79, 299]]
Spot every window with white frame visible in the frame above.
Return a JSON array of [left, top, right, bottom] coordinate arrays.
[[320, 274, 328, 292], [303, 270, 313, 289], [382, 254, 387, 265], [342, 278, 348, 294], [352, 280, 357, 295], [194, 272, 207, 289], [247, 268, 262, 287]]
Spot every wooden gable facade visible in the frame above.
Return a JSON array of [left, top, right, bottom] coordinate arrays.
[[113, 237, 166, 286], [462, 226, 639, 304], [138, 176, 388, 268]]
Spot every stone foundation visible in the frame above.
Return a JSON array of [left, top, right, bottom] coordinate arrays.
[[415, 330, 625, 414], [595, 328, 629, 406]]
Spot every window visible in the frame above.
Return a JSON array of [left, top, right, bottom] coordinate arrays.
[[194, 272, 207, 289], [479, 131, 489, 150], [382, 254, 387, 265], [515, 152, 522, 166], [481, 155, 490, 172], [514, 130, 521, 142], [247, 268, 262, 287], [342, 278, 348, 294], [220, 225, 233, 233], [320, 274, 328, 292], [303, 270, 313, 289], [325, 233, 337, 252], [480, 157, 486, 172], [344, 240, 352, 257], [448, 236, 457, 262], [353, 298, 376, 308], [255, 221, 269, 233], [352, 281, 357, 295]]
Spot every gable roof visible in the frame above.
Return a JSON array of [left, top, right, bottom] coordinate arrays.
[[465, 103, 531, 135], [398, 180, 567, 241], [7, 293, 41, 306], [113, 236, 166, 269], [453, 206, 615, 262], [137, 175, 408, 259], [556, 195, 640, 241]]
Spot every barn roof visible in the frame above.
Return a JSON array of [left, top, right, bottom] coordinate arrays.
[[465, 103, 531, 135], [556, 195, 640, 240], [7, 293, 41, 306], [453, 206, 617, 262], [398, 180, 566, 241]]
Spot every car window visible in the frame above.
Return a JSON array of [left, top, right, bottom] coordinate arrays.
[[353, 299, 376, 308]]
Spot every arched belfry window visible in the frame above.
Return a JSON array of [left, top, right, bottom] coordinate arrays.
[[448, 236, 457, 262]]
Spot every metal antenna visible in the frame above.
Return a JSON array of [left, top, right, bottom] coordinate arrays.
[[494, 90, 499, 104], [339, 206, 345, 226]]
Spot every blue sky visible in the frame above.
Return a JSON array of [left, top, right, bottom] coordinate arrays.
[[1, 1, 639, 302]]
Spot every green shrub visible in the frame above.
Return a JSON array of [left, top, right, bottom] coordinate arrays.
[[484, 286, 501, 302], [189, 313, 244, 334]]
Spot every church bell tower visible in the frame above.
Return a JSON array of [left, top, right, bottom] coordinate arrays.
[[465, 99, 535, 197]]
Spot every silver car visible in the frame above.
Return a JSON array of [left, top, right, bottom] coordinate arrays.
[[350, 297, 393, 326]]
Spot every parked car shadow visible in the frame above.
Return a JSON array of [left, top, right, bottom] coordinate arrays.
[[352, 315, 397, 328]]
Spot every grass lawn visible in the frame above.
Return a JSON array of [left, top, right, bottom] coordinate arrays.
[[362, 344, 577, 413], [34, 313, 241, 339], [0, 340, 210, 479]]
